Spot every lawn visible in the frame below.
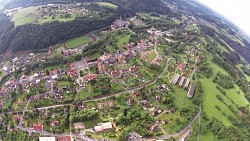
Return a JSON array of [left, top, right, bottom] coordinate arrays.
[[147, 51, 157, 63], [88, 52, 102, 60], [97, 2, 118, 9], [44, 65, 60, 72], [65, 36, 91, 48]]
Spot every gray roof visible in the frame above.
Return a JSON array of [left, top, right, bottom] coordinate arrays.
[[184, 78, 190, 88], [172, 73, 180, 84], [179, 76, 185, 86], [187, 85, 195, 98]]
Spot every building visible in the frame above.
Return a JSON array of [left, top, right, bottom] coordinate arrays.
[[179, 76, 185, 86], [184, 79, 190, 88], [181, 130, 192, 141], [171, 73, 180, 84], [39, 137, 56, 141], [83, 74, 97, 82], [57, 136, 74, 141], [178, 63, 186, 71], [33, 124, 43, 131], [187, 85, 195, 98], [94, 122, 113, 132]]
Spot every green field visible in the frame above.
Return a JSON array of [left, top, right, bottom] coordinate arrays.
[[97, 2, 118, 9], [200, 58, 250, 127], [65, 36, 91, 48], [88, 52, 102, 60], [147, 51, 157, 62]]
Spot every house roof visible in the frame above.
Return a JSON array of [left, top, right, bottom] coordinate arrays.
[[83, 74, 97, 81], [178, 63, 186, 71], [187, 85, 195, 98], [57, 136, 72, 141], [33, 124, 43, 131], [39, 137, 56, 141]]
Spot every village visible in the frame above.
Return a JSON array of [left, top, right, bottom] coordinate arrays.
[[0, 8, 202, 141]]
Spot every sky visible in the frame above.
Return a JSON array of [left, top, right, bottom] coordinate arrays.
[[197, 0, 250, 35]]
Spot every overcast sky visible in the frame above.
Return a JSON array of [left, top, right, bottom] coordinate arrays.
[[197, 0, 250, 35]]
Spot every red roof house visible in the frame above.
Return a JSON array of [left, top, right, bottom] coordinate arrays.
[[57, 136, 72, 141], [178, 63, 186, 71], [33, 124, 43, 131], [83, 74, 97, 82]]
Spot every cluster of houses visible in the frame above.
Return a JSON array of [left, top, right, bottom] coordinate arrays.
[[1, 51, 51, 74], [40, 3, 90, 19], [111, 18, 129, 30]]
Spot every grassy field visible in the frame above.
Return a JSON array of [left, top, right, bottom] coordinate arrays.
[[199, 57, 249, 126], [147, 51, 157, 63], [200, 130, 219, 141], [65, 36, 91, 48], [97, 2, 118, 9], [88, 52, 102, 60]]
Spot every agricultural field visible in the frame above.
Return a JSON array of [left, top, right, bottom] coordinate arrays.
[[65, 36, 91, 48], [7, 6, 40, 26]]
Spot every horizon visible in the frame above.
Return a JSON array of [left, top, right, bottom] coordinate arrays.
[[197, 0, 250, 36]]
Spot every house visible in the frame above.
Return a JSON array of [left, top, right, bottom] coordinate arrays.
[[98, 102, 105, 110], [94, 122, 113, 133], [150, 123, 159, 131], [108, 100, 115, 108], [152, 110, 159, 116], [33, 124, 43, 131], [127, 98, 134, 106], [57, 136, 74, 141], [135, 73, 142, 78], [111, 71, 119, 77], [14, 114, 19, 121], [156, 95, 161, 102], [83, 74, 97, 82], [121, 69, 128, 75], [130, 67, 137, 73], [52, 121, 60, 126], [178, 63, 186, 71], [187, 85, 195, 98], [140, 100, 150, 108], [133, 91, 141, 97], [39, 137, 56, 141], [181, 130, 192, 141]]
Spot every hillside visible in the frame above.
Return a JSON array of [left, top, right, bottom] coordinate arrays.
[[0, 0, 249, 141]]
